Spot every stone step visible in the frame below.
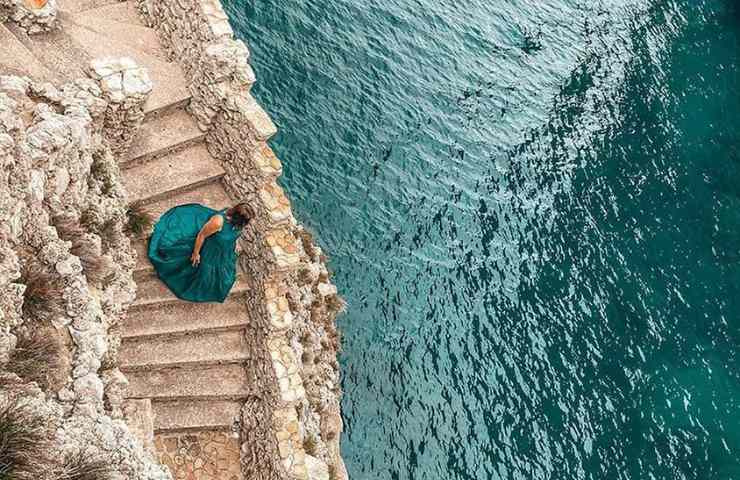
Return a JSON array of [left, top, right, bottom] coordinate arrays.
[[132, 273, 250, 308], [119, 329, 249, 371], [123, 298, 249, 338], [122, 398, 155, 452], [146, 181, 234, 222], [122, 143, 225, 204], [126, 364, 250, 401], [59, 0, 121, 14], [59, 17, 191, 117], [152, 399, 242, 433], [133, 239, 150, 274], [66, 3, 168, 60], [0, 24, 66, 83], [123, 107, 205, 168]]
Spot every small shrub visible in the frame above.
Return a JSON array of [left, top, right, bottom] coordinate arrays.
[[296, 229, 317, 258], [297, 267, 313, 285], [302, 435, 318, 456], [7, 331, 63, 390], [0, 397, 52, 480], [19, 259, 65, 324], [325, 294, 346, 316], [53, 212, 112, 285], [59, 450, 112, 480], [125, 201, 153, 237]]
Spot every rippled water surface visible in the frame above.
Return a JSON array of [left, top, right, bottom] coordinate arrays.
[[224, 1, 740, 478]]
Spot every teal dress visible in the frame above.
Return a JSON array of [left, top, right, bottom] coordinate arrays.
[[148, 204, 240, 303]]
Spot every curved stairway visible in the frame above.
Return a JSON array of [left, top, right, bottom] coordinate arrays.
[[2, 2, 253, 478]]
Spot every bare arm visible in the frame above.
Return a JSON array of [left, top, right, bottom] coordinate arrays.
[[190, 215, 224, 266]]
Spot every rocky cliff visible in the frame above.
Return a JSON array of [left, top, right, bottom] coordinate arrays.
[[0, 71, 168, 479]]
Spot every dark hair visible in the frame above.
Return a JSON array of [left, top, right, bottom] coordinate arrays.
[[227, 203, 254, 228]]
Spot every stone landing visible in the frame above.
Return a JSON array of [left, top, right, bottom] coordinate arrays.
[[155, 432, 242, 480]]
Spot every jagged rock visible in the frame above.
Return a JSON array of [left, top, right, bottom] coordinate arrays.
[[0, 74, 167, 478], [305, 455, 329, 480]]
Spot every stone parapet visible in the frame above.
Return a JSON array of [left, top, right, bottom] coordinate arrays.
[[88, 57, 153, 158]]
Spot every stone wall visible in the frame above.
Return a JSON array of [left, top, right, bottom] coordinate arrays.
[[135, 1, 347, 479], [0, 73, 169, 479]]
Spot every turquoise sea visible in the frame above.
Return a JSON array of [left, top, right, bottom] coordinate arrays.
[[223, 1, 740, 478]]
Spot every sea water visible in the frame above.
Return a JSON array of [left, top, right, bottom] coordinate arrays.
[[223, 1, 740, 478]]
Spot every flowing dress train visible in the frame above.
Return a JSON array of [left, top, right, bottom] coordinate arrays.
[[148, 204, 239, 303]]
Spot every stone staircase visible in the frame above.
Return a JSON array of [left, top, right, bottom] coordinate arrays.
[[117, 53, 253, 439], [2, 1, 253, 477]]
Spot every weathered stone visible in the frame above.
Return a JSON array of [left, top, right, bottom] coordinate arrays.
[[305, 455, 329, 480]]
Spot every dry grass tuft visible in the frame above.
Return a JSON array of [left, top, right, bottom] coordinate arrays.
[[0, 397, 52, 480], [79, 209, 100, 232], [7, 331, 63, 390], [59, 450, 112, 480], [54, 213, 85, 242], [53, 213, 112, 285], [90, 151, 116, 196], [70, 240, 111, 286], [19, 259, 65, 324], [125, 201, 153, 237]]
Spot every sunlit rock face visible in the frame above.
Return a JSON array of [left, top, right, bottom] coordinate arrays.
[[0, 74, 170, 480]]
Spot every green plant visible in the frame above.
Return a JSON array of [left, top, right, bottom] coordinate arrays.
[[125, 201, 153, 237], [302, 435, 318, 456], [19, 259, 65, 324], [0, 397, 51, 480], [7, 331, 63, 390], [58, 450, 112, 480]]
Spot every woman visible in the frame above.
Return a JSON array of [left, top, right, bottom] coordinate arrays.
[[147, 202, 254, 303]]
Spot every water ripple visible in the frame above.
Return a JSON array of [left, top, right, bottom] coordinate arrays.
[[225, 0, 740, 478]]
